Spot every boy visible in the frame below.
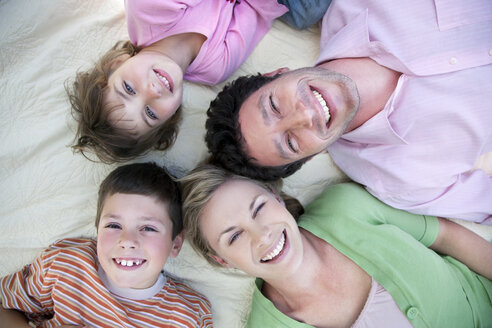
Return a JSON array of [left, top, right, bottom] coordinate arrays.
[[0, 162, 213, 327]]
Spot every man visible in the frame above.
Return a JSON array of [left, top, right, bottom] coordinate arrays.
[[205, 0, 492, 223]]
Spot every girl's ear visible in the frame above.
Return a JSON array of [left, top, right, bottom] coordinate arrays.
[[169, 231, 184, 258], [208, 254, 234, 268]]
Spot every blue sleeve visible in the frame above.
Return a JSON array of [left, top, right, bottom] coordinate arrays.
[[277, 0, 331, 29]]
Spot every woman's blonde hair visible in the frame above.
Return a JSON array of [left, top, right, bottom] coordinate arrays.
[[180, 164, 303, 266], [66, 40, 182, 163]]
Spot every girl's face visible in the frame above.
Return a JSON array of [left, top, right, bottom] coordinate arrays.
[[97, 193, 183, 289], [104, 50, 184, 137], [200, 179, 304, 280]]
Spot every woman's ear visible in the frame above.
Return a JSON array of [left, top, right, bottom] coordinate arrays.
[[263, 67, 290, 77], [208, 254, 234, 268], [169, 231, 185, 258], [267, 185, 286, 207]]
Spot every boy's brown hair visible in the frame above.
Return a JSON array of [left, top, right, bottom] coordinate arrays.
[[96, 162, 183, 240], [66, 40, 182, 164]]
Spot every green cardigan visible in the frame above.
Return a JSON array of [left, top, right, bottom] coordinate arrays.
[[247, 183, 492, 328]]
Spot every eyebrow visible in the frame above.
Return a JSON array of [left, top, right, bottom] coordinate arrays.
[[275, 139, 292, 160], [259, 94, 272, 127], [115, 83, 130, 101], [102, 214, 164, 225]]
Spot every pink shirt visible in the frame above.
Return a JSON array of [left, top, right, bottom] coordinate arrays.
[[317, 0, 492, 223], [352, 278, 412, 328], [125, 0, 287, 85]]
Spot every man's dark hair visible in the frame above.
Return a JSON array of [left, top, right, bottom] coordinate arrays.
[[205, 73, 308, 181], [96, 162, 182, 239]]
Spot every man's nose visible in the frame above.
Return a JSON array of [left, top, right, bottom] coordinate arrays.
[[289, 101, 314, 129]]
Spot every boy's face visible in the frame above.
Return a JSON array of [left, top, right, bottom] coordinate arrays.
[[97, 193, 183, 289], [104, 50, 184, 137]]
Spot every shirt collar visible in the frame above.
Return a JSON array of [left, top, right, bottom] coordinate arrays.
[[97, 262, 167, 300], [316, 9, 413, 74], [341, 74, 409, 145]]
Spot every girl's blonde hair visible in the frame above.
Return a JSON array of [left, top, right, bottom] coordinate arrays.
[[180, 164, 303, 266]]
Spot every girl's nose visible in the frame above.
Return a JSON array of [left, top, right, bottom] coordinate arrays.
[[146, 81, 162, 98]]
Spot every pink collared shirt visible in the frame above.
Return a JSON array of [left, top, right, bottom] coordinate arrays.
[[125, 0, 287, 85], [317, 0, 492, 223]]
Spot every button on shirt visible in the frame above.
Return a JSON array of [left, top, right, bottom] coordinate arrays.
[[318, 0, 492, 222]]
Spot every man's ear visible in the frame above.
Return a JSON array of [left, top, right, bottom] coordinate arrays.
[[208, 254, 234, 268], [263, 67, 290, 77], [169, 231, 185, 258], [109, 53, 131, 72]]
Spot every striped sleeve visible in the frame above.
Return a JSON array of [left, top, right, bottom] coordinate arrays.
[[0, 245, 58, 320]]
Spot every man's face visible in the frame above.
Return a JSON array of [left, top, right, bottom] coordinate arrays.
[[238, 67, 359, 166]]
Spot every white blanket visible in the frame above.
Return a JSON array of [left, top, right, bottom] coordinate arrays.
[[0, 1, 490, 327]]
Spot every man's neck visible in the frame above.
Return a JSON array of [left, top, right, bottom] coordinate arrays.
[[320, 57, 401, 133]]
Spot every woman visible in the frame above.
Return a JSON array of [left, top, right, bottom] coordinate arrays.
[[181, 165, 492, 327]]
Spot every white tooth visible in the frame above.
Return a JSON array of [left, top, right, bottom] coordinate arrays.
[[156, 72, 170, 89], [121, 260, 127, 266], [116, 259, 121, 264], [261, 232, 285, 262], [312, 90, 330, 123], [127, 260, 134, 267], [135, 260, 140, 266]]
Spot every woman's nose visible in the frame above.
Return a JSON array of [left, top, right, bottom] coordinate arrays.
[[253, 225, 272, 248]]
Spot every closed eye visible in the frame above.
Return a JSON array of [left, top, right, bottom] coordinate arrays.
[[269, 95, 280, 115], [229, 231, 241, 245], [253, 202, 265, 219], [142, 226, 158, 232], [145, 106, 158, 120], [123, 81, 135, 95], [286, 134, 298, 153]]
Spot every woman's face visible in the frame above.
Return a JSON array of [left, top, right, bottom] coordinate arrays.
[[200, 179, 304, 280]]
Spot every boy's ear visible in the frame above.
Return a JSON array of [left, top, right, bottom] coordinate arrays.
[[208, 254, 234, 268], [169, 231, 184, 258], [263, 67, 290, 77], [109, 53, 131, 72]]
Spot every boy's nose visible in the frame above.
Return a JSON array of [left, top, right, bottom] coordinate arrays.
[[119, 231, 138, 249]]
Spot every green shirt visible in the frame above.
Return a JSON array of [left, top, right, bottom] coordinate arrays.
[[247, 183, 492, 328]]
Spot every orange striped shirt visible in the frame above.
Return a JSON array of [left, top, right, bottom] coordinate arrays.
[[0, 238, 213, 327]]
